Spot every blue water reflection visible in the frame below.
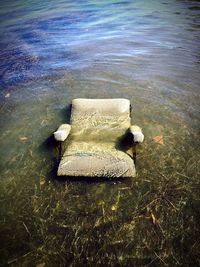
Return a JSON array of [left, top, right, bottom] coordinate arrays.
[[1, 0, 199, 89]]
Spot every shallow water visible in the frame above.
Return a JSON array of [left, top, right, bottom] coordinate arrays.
[[0, 0, 200, 266]]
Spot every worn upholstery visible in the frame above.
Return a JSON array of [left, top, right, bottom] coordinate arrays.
[[57, 98, 136, 178]]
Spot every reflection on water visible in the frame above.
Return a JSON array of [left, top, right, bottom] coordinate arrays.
[[0, 0, 200, 266]]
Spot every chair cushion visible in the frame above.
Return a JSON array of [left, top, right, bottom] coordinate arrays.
[[58, 142, 135, 178]]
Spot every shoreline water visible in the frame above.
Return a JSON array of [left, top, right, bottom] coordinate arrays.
[[0, 0, 200, 266]]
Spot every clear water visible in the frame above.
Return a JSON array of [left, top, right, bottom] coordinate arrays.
[[0, 0, 200, 266]]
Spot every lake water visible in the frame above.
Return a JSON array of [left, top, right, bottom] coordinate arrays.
[[0, 0, 200, 266]]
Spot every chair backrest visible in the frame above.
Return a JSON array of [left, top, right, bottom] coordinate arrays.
[[71, 98, 130, 116], [69, 98, 131, 142], [71, 98, 130, 124]]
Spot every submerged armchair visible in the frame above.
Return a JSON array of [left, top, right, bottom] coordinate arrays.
[[54, 98, 144, 178]]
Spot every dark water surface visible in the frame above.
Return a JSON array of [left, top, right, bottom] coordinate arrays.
[[0, 0, 200, 266]]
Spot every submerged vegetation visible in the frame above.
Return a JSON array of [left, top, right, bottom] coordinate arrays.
[[0, 107, 200, 266], [0, 0, 200, 266]]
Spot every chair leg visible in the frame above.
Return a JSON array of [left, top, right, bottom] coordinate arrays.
[[58, 142, 62, 161], [132, 143, 137, 164]]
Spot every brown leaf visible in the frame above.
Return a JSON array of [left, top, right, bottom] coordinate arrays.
[[152, 135, 164, 145]]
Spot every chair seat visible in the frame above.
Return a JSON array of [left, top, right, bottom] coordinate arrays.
[[58, 142, 135, 178]]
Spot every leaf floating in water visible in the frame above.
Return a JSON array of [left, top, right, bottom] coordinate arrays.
[[20, 136, 28, 141], [152, 135, 164, 145]]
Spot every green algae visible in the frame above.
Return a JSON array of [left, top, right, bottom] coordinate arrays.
[[0, 91, 200, 266]]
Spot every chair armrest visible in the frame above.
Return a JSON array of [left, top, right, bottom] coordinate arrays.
[[54, 124, 71, 141], [130, 125, 144, 143]]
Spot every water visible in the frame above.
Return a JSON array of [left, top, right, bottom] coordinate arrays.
[[0, 0, 200, 266]]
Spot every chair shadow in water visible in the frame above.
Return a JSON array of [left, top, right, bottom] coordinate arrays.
[[115, 130, 136, 164]]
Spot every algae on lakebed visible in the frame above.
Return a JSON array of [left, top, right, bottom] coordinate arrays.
[[0, 91, 200, 266], [0, 0, 200, 265]]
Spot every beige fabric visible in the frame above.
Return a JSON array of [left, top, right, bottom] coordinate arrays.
[[71, 98, 130, 117], [130, 125, 144, 143], [57, 98, 135, 178], [54, 124, 71, 141], [71, 98, 130, 126], [58, 141, 135, 178]]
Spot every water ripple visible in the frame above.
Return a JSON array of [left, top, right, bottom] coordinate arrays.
[[0, 0, 199, 89]]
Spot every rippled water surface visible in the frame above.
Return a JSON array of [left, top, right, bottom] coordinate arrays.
[[0, 0, 200, 266]]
